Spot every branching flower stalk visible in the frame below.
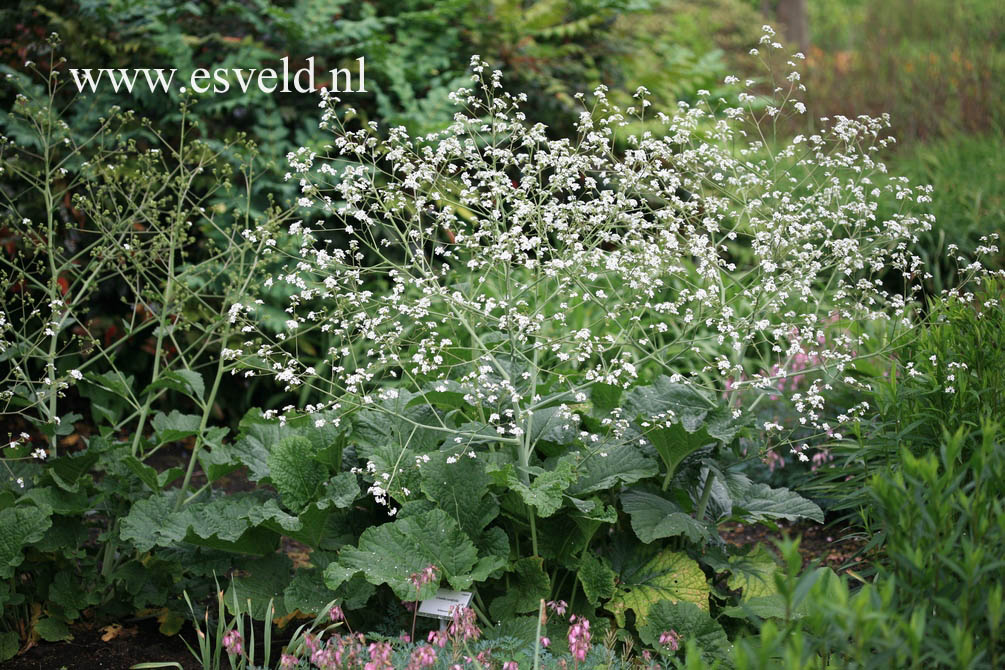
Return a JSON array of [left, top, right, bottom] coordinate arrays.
[[1, 38, 296, 507], [238, 29, 941, 526]]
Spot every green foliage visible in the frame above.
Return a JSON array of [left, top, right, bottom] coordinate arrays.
[[805, 0, 1004, 141], [7, 3, 991, 662], [811, 278, 1005, 517], [730, 423, 1005, 669]]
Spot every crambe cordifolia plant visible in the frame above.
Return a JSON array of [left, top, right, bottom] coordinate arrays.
[[240, 29, 931, 537]]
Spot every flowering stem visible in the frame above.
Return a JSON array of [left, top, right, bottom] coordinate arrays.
[[410, 598, 419, 644], [129, 109, 191, 458], [533, 599, 545, 670]]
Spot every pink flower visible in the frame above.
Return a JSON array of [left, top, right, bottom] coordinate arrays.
[[539, 636, 551, 648], [406, 644, 438, 670], [222, 629, 243, 657], [428, 630, 448, 648], [280, 653, 298, 669], [546, 600, 568, 617], [408, 564, 440, 592], [659, 629, 681, 651], [447, 605, 480, 642], [365, 641, 393, 670], [503, 662, 519, 670], [567, 615, 591, 662], [330, 604, 345, 621]]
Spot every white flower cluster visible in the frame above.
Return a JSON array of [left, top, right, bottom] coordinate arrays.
[[238, 32, 951, 506]]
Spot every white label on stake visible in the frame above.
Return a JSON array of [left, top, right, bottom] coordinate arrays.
[[417, 589, 473, 620]]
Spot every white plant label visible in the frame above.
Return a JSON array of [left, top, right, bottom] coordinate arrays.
[[418, 589, 473, 620]]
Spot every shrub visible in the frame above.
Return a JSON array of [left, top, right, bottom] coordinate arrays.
[[808, 274, 1005, 517], [731, 422, 1005, 670]]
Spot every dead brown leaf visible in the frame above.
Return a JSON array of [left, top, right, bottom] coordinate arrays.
[[100, 623, 137, 642]]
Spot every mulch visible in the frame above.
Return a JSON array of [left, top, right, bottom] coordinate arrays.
[[4, 618, 201, 670]]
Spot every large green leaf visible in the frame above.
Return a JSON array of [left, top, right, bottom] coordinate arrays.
[[577, 552, 616, 606], [329, 508, 481, 600], [721, 594, 812, 621], [269, 436, 326, 512], [121, 456, 182, 493], [528, 405, 579, 445], [21, 486, 90, 515], [489, 457, 577, 518], [589, 382, 623, 415], [226, 409, 284, 481], [34, 617, 72, 642], [647, 423, 716, 481], [726, 545, 781, 601], [0, 630, 18, 662], [567, 444, 658, 497], [420, 451, 497, 539], [490, 556, 551, 619], [48, 571, 100, 619], [119, 493, 177, 552], [606, 544, 710, 628], [721, 566, 835, 621], [733, 483, 824, 524], [316, 472, 360, 510], [638, 600, 730, 663], [283, 569, 334, 616], [351, 389, 442, 453], [225, 554, 292, 619], [120, 492, 281, 554], [620, 488, 713, 544], [622, 377, 712, 430], [151, 410, 201, 444], [0, 505, 52, 578], [49, 450, 100, 492]]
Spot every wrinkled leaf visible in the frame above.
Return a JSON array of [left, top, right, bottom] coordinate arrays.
[[639, 600, 730, 663], [225, 554, 291, 619], [727, 545, 781, 601], [607, 544, 710, 628], [577, 552, 616, 606], [151, 411, 201, 444], [316, 472, 360, 510], [490, 557, 551, 619], [621, 488, 712, 544], [34, 617, 72, 642], [420, 452, 497, 539], [269, 436, 326, 512], [567, 445, 657, 497], [490, 457, 576, 518], [622, 377, 712, 430], [0, 505, 52, 578], [145, 370, 205, 402], [733, 483, 824, 524], [332, 508, 480, 600]]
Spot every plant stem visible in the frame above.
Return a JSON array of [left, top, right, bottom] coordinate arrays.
[[175, 349, 227, 511], [533, 599, 544, 670], [662, 467, 673, 492], [695, 469, 716, 522]]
